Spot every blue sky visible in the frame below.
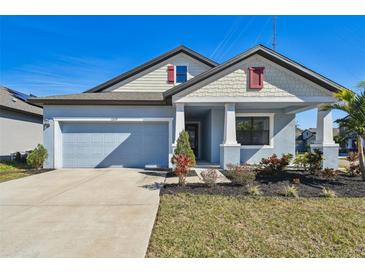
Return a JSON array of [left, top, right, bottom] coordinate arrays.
[[0, 16, 364, 129]]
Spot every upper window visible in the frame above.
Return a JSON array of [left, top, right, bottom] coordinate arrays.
[[176, 65, 188, 83], [248, 67, 264, 89], [236, 116, 270, 145]]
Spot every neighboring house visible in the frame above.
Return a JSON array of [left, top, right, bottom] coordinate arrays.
[[297, 128, 339, 152], [0, 86, 43, 160], [338, 124, 357, 154], [30, 44, 344, 169]]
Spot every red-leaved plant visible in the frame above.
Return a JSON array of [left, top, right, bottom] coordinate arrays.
[[172, 154, 194, 185], [259, 153, 293, 174]]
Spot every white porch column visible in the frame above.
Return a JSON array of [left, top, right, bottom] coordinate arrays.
[[223, 103, 238, 145], [220, 103, 241, 169], [310, 106, 339, 169], [314, 107, 335, 145], [174, 103, 185, 144]]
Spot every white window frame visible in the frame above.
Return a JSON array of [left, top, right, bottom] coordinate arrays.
[[53, 117, 173, 169], [235, 113, 274, 149], [174, 63, 189, 84]]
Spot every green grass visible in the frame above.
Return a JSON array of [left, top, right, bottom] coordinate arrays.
[[147, 194, 365, 257], [0, 160, 33, 183]]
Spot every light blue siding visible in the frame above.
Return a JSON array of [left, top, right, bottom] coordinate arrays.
[[62, 122, 168, 168], [42, 105, 296, 169], [210, 108, 224, 163], [43, 105, 174, 168]]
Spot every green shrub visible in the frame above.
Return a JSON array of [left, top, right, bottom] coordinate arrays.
[[307, 149, 323, 174], [228, 164, 256, 186], [26, 144, 48, 169], [172, 130, 196, 166], [322, 187, 337, 198], [284, 185, 299, 198], [293, 153, 309, 171], [225, 163, 237, 179], [200, 169, 218, 187], [247, 184, 262, 196], [259, 153, 293, 174]]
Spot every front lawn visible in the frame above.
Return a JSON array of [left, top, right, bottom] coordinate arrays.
[[0, 161, 45, 183], [147, 194, 365, 257]]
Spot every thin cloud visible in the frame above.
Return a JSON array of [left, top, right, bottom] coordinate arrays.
[[1, 54, 130, 96]]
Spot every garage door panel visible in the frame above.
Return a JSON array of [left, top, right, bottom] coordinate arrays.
[[61, 122, 168, 168]]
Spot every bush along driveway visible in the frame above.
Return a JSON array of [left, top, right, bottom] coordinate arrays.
[[0, 161, 48, 183]]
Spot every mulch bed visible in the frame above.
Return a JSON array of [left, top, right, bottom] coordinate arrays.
[[166, 169, 197, 178], [161, 170, 365, 198]]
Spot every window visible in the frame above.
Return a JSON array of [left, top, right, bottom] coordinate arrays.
[[176, 65, 187, 83], [236, 116, 270, 145]]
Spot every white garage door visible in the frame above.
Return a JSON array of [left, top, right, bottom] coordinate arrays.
[[61, 122, 169, 168]]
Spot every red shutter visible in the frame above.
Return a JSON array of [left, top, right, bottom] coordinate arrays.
[[249, 67, 264, 89], [167, 65, 175, 83]]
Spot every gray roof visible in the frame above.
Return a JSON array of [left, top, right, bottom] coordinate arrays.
[[0, 86, 43, 116], [30, 92, 167, 105]]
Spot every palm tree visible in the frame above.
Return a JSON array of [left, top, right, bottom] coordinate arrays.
[[357, 81, 365, 92], [323, 87, 365, 180]]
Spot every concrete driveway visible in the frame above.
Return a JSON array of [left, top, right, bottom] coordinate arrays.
[[0, 168, 166, 257]]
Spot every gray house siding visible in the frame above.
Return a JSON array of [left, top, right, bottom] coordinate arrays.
[[210, 108, 224, 163], [43, 105, 175, 168], [43, 105, 296, 168], [0, 108, 43, 159]]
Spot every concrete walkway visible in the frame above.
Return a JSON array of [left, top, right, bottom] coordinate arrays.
[[0, 168, 165, 257]]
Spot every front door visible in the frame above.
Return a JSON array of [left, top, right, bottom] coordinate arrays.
[[186, 123, 199, 159]]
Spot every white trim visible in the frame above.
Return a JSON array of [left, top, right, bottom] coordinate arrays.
[[235, 113, 275, 149], [174, 96, 337, 104], [52, 117, 173, 169]]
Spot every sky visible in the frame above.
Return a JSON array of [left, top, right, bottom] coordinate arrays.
[[0, 15, 364, 129]]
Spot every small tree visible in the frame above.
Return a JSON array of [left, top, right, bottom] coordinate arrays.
[[26, 144, 48, 169], [171, 131, 196, 185], [173, 154, 194, 185], [323, 86, 365, 180], [172, 130, 196, 165]]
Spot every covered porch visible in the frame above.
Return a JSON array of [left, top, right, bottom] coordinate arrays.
[[172, 101, 339, 169]]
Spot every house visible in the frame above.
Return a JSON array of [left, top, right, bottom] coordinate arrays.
[[296, 127, 339, 152], [338, 124, 357, 154], [30, 45, 344, 169], [0, 86, 43, 160]]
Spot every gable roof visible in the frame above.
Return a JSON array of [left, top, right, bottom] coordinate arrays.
[[163, 44, 346, 98], [0, 86, 43, 116], [84, 45, 218, 93], [29, 44, 347, 106]]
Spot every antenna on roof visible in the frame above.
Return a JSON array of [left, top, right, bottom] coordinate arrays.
[[272, 16, 277, 51]]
